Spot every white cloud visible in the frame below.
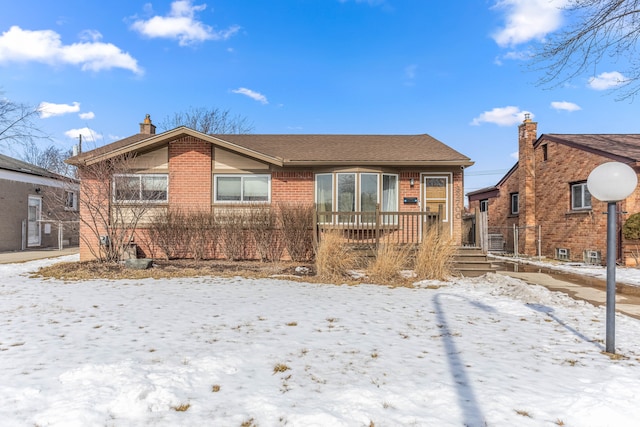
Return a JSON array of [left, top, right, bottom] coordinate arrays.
[[232, 87, 268, 104], [79, 111, 95, 120], [492, 0, 568, 47], [551, 101, 581, 112], [588, 71, 627, 90], [38, 101, 80, 118], [471, 106, 533, 126], [64, 127, 102, 142], [131, 0, 240, 46], [510, 151, 519, 160], [0, 26, 142, 74]]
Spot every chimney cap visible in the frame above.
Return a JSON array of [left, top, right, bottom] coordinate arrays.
[[143, 114, 152, 124], [523, 113, 531, 123]]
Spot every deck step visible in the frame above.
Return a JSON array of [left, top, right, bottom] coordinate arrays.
[[452, 247, 497, 277]]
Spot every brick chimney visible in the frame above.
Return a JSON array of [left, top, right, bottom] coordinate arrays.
[[139, 114, 156, 135], [518, 113, 538, 255]]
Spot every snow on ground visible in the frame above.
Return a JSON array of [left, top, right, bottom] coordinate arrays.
[[491, 254, 640, 288], [1, 255, 640, 427]]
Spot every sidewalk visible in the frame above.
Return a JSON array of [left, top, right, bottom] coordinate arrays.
[[0, 247, 79, 264], [499, 271, 640, 320]]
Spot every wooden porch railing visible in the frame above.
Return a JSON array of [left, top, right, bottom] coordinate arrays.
[[314, 205, 441, 249]]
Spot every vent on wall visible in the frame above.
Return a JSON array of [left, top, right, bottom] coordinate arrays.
[[556, 248, 570, 261], [584, 250, 602, 265]]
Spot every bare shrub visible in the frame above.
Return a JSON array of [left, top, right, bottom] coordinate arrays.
[[186, 209, 219, 260], [367, 243, 411, 285], [247, 204, 284, 261], [279, 202, 315, 262], [316, 231, 358, 282], [147, 208, 191, 260], [414, 226, 456, 281], [218, 208, 248, 260]]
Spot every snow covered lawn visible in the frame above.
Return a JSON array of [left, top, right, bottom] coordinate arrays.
[[1, 255, 640, 427]]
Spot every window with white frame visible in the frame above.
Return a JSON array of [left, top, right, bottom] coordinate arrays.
[[215, 174, 270, 202], [571, 182, 591, 210], [315, 172, 398, 223], [479, 199, 488, 213], [113, 174, 168, 202], [510, 192, 519, 215], [64, 190, 78, 210]]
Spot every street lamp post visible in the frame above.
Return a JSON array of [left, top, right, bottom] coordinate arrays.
[[587, 162, 638, 354]]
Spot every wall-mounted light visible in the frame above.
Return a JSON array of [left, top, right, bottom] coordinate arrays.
[[409, 178, 415, 187], [35, 188, 41, 194]]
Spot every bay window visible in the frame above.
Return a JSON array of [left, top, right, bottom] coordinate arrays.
[[316, 172, 398, 223]]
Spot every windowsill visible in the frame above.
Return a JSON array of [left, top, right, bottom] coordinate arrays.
[[508, 213, 519, 218], [565, 209, 592, 216]]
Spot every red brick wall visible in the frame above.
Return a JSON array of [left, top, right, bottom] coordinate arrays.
[[490, 136, 640, 263], [271, 171, 314, 204], [169, 136, 212, 210]]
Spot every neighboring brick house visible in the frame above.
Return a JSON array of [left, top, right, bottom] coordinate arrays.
[[66, 115, 474, 261], [0, 153, 79, 252], [468, 116, 640, 265]]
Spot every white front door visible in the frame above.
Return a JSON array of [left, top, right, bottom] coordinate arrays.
[[27, 196, 42, 247]]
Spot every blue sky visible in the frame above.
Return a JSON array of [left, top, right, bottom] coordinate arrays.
[[1, 0, 637, 195]]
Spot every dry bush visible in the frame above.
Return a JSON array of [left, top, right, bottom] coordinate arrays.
[[218, 209, 248, 260], [279, 202, 315, 262], [316, 231, 358, 282], [367, 243, 411, 285], [414, 226, 456, 281], [247, 204, 284, 262], [186, 210, 219, 260], [147, 208, 191, 259]]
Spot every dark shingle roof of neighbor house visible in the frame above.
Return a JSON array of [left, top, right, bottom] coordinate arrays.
[[539, 134, 640, 163], [66, 127, 474, 167], [0, 153, 64, 180]]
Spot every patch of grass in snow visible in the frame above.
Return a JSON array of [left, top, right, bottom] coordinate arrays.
[[171, 402, 191, 412], [555, 419, 565, 426], [211, 384, 221, 392], [286, 321, 297, 326], [515, 409, 532, 418], [564, 359, 579, 366], [273, 363, 290, 373], [240, 418, 257, 427], [602, 351, 629, 360]]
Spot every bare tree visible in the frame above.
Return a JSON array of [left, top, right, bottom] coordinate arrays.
[[21, 141, 76, 178], [158, 106, 254, 134], [533, 0, 640, 98], [77, 153, 165, 263], [0, 91, 47, 152]]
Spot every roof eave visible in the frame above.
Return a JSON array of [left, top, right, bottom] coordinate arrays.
[[69, 128, 284, 167], [283, 160, 474, 167]]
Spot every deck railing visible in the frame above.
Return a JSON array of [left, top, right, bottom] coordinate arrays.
[[314, 206, 441, 249]]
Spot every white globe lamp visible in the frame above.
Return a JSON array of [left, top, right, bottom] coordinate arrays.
[[587, 161, 637, 354]]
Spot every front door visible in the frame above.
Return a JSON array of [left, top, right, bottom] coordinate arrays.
[[423, 175, 449, 234], [27, 196, 42, 247]]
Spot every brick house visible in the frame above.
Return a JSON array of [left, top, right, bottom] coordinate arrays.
[[468, 116, 640, 265], [0, 153, 79, 252], [66, 115, 473, 261]]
